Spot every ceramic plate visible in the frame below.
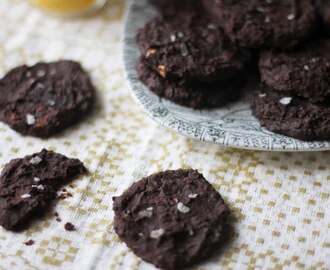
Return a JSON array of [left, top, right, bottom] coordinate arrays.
[[123, 0, 330, 151]]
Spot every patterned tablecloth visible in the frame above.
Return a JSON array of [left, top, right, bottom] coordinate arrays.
[[0, 1, 329, 269]]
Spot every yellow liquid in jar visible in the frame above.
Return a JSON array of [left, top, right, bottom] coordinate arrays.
[[32, 0, 97, 12]]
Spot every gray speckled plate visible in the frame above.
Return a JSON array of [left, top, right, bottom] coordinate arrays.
[[123, 0, 330, 151]]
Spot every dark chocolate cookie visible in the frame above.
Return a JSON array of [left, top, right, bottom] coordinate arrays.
[[0, 149, 86, 231], [316, 0, 330, 35], [203, 0, 318, 49], [0, 61, 94, 137], [136, 14, 252, 82], [151, 0, 199, 15], [137, 57, 244, 109], [250, 87, 330, 141], [113, 169, 230, 270], [259, 38, 330, 102]]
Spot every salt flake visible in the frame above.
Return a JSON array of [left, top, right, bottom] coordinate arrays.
[[26, 114, 36, 125], [21, 194, 31, 199], [150, 228, 164, 239], [279, 97, 292, 105], [30, 156, 42, 165], [287, 14, 295, 21], [138, 208, 153, 218], [37, 185, 44, 191], [177, 202, 190, 213]]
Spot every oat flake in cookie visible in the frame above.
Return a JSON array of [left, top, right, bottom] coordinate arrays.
[[0, 61, 94, 137], [113, 169, 230, 270], [250, 87, 330, 141], [136, 13, 252, 82], [259, 39, 330, 102], [0, 149, 86, 231], [203, 0, 318, 49]]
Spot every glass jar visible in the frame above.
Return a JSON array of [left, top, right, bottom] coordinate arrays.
[[31, 0, 107, 16]]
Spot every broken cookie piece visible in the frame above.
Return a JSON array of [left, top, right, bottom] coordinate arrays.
[[0, 149, 86, 231]]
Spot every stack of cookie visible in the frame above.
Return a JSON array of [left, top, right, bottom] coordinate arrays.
[[138, 0, 330, 141], [135, 1, 253, 109]]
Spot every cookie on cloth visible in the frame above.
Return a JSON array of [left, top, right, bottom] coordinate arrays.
[[136, 13, 252, 82], [113, 169, 230, 270], [202, 0, 318, 49], [137, 56, 244, 109], [259, 38, 330, 102], [0, 60, 94, 137], [0, 149, 86, 231], [250, 87, 330, 141]]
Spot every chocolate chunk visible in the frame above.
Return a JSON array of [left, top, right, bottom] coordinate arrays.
[[259, 38, 330, 102], [0, 61, 94, 137], [250, 87, 330, 141], [0, 149, 86, 231], [136, 13, 252, 82], [113, 169, 230, 270], [137, 56, 244, 109], [203, 0, 318, 49]]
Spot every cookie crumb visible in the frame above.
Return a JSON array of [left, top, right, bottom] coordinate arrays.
[[24, 239, 35, 246], [64, 222, 75, 231]]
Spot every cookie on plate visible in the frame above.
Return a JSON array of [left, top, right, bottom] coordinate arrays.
[[150, 0, 199, 15], [136, 14, 252, 82], [113, 169, 230, 270], [315, 0, 330, 35], [0, 149, 86, 231], [250, 87, 330, 141], [202, 0, 318, 49], [137, 57, 244, 109], [259, 38, 330, 102], [0, 61, 94, 137]]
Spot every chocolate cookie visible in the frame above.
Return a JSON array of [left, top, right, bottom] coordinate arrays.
[[151, 0, 199, 15], [316, 0, 330, 35], [0, 61, 94, 137], [203, 0, 318, 49], [0, 149, 86, 231], [136, 14, 252, 82], [113, 169, 230, 270], [137, 57, 244, 109], [250, 87, 330, 141], [259, 38, 330, 102]]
